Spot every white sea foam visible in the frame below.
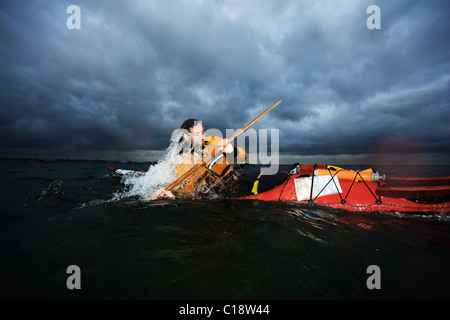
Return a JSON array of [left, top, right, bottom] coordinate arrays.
[[113, 129, 188, 201]]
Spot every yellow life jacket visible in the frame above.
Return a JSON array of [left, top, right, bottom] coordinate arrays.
[[174, 136, 247, 197]]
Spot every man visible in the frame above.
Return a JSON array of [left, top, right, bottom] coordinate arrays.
[[153, 119, 247, 199]]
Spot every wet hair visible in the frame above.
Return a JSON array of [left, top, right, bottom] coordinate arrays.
[[180, 118, 201, 132]]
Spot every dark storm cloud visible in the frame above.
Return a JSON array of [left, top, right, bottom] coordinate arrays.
[[0, 0, 449, 162]]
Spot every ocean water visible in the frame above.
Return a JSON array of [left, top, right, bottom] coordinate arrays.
[[1, 160, 450, 301]]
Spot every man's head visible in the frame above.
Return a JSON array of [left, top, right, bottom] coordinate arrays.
[[180, 118, 205, 146]]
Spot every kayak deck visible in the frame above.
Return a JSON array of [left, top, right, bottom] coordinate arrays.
[[237, 164, 450, 213]]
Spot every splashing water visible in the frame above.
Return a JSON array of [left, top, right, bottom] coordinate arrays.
[[37, 180, 64, 201], [114, 129, 188, 201]]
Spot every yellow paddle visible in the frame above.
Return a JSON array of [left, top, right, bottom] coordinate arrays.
[[158, 100, 282, 197]]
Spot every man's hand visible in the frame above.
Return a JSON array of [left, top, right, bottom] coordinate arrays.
[[153, 187, 175, 200], [217, 139, 234, 154]]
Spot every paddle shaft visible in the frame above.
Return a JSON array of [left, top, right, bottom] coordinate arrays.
[[164, 100, 282, 191]]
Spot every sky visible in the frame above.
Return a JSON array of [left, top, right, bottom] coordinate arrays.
[[0, 0, 449, 165]]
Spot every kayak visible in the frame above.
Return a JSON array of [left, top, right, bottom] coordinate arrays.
[[107, 166, 146, 178], [107, 164, 450, 214], [239, 164, 450, 214]]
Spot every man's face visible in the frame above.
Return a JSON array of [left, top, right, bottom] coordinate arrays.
[[189, 123, 205, 146]]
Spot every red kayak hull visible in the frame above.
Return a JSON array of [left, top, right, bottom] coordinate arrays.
[[238, 173, 450, 213]]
